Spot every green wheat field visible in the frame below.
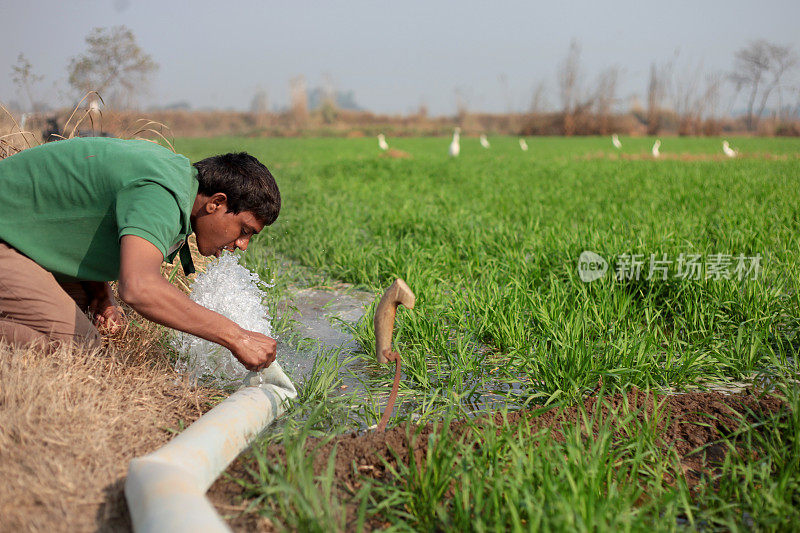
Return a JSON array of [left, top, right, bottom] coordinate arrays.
[[178, 136, 800, 531]]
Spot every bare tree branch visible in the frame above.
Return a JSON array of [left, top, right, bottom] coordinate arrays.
[[558, 39, 581, 135], [730, 40, 798, 130], [594, 66, 620, 135], [646, 61, 671, 135]]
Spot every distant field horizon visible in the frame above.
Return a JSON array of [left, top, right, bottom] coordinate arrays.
[[4, 105, 799, 142]]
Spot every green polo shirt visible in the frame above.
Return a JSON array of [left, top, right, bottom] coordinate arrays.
[[0, 137, 199, 281]]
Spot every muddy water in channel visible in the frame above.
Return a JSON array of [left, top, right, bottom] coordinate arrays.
[[276, 284, 373, 389], [274, 284, 536, 420]]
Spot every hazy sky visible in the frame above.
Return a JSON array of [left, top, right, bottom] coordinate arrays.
[[2, 0, 799, 115]]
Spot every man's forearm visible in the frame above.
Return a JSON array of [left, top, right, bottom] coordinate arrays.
[[118, 274, 241, 350]]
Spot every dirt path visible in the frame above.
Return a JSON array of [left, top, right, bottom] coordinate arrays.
[[209, 388, 785, 531]]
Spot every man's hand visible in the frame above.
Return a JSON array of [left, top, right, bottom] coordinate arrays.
[[230, 329, 277, 371], [84, 281, 126, 334], [92, 302, 126, 334]]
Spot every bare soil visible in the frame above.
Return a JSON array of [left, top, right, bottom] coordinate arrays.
[[580, 151, 799, 162], [379, 148, 412, 159], [209, 388, 785, 531]]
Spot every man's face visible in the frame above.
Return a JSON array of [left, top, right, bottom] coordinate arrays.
[[194, 197, 265, 257]]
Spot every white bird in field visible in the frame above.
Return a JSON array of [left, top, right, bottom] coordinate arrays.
[[611, 133, 622, 149], [722, 140, 738, 158], [377, 133, 389, 151], [479, 134, 490, 149], [652, 139, 661, 158], [519, 138, 529, 151], [449, 127, 461, 157]]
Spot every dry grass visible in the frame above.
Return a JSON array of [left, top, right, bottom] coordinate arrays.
[[1, 93, 176, 162], [0, 103, 36, 159], [0, 333, 221, 532]]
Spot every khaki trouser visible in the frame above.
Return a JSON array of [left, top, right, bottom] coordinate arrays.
[[0, 241, 102, 349]]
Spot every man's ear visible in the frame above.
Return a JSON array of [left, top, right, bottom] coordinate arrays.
[[206, 192, 228, 214]]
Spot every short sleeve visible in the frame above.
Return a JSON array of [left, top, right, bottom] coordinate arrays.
[[116, 181, 182, 260]]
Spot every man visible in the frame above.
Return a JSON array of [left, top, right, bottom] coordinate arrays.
[[0, 136, 278, 371]]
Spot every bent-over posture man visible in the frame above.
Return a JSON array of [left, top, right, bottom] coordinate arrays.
[[0, 137, 278, 371]]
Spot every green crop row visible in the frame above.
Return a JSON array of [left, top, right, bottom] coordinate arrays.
[[178, 136, 800, 530], [181, 136, 800, 407]]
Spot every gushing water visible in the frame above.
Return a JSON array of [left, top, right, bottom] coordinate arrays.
[[172, 253, 273, 384]]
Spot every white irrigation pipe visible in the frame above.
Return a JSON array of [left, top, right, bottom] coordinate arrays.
[[125, 363, 297, 533]]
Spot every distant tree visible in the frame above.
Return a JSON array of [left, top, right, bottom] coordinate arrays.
[[320, 72, 337, 123], [250, 88, 269, 127], [594, 66, 620, 135], [415, 100, 429, 118], [789, 87, 800, 121], [671, 61, 704, 135], [250, 87, 269, 128], [558, 40, 619, 135], [672, 66, 723, 136], [558, 39, 582, 135], [250, 89, 269, 114], [453, 86, 471, 126], [289, 75, 308, 127], [11, 53, 44, 112], [701, 73, 723, 134], [67, 26, 158, 108], [730, 40, 798, 130], [775, 85, 800, 121], [528, 81, 548, 114], [646, 62, 671, 135]]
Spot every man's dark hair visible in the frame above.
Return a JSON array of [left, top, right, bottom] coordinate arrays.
[[193, 152, 281, 224]]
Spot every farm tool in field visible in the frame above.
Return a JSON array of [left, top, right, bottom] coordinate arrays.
[[373, 278, 416, 432]]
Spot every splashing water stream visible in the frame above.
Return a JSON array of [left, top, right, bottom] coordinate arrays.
[[172, 253, 273, 385]]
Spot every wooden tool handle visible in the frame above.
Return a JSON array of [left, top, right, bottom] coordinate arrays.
[[374, 279, 415, 364]]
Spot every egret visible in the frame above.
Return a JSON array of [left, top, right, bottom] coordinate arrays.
[[377, 133, 389, 151], [449, 127, 461, 157], [519, 138, 528, 151], [722, 140, 738, 158], [612, 134, 622, 149], [479, 134, 490, 149], [652, 139, 661, 158]]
